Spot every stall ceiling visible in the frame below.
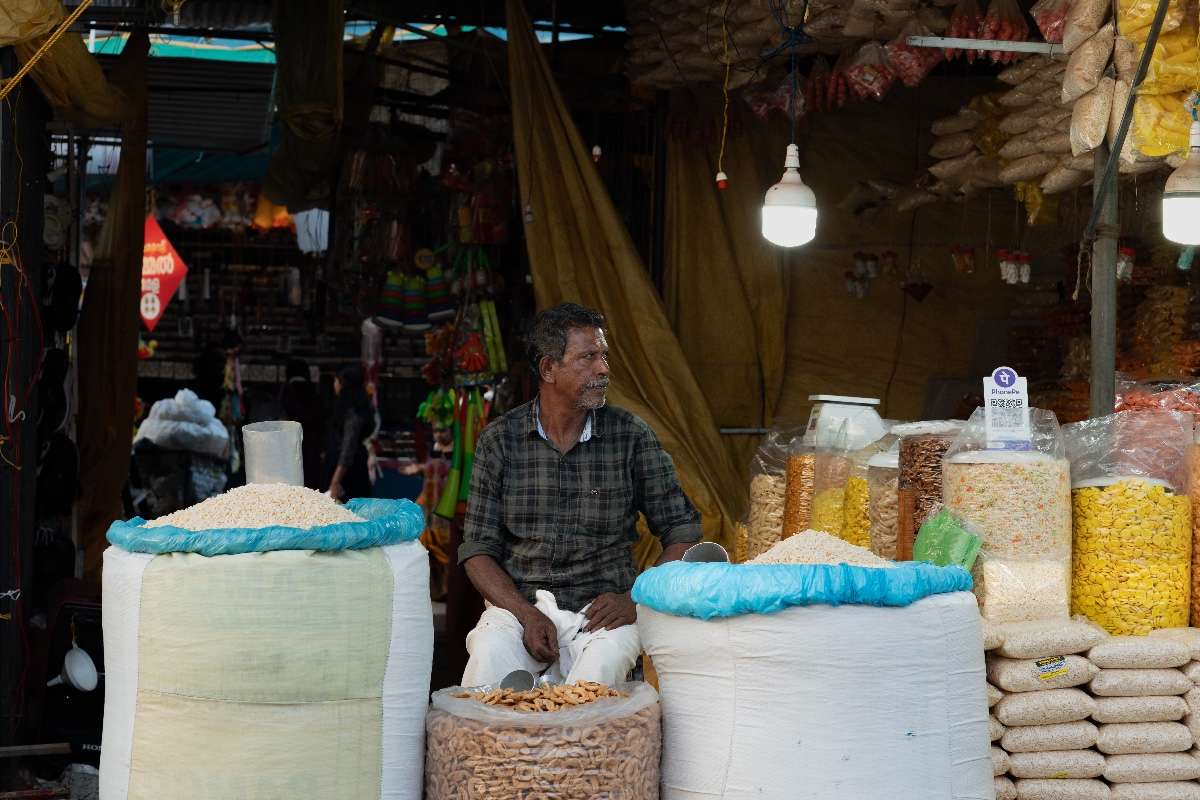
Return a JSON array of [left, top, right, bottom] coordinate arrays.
[[96, 55, 274, 152]]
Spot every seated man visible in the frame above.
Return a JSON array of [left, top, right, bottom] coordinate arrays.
[[458, 303, 701, 686]]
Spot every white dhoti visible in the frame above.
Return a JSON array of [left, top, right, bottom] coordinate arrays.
[[461, 590, 641, 687]]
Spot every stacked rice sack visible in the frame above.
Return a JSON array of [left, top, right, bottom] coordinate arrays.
[[988, 620, 1108, 800], [1088, 636, 1200, 799]]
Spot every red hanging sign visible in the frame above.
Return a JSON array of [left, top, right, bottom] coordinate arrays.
[[140, 215, 187, 332]]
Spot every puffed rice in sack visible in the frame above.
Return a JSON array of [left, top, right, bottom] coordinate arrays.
[[989, 656, 1099, 692], [1090, 638, 1193, 670], [999, 776, 1020, 800], [990, 683, 1006, 707], [930, 151, 979, 181], [995, 746, 1012, 776], [1098, 722, 1194, 754], [1109, 80, 1132, 149], [1000, 111, 1041, 135], [1111, 784, 1200, 800], [1072, 78, 1115, 156], [1015, 778, 1112, 800], [1063, 24, 1115, 104], [1063, 0, 1110, 52], [1000, 620, 1108, 659], [1009, 750, 1107, 779], [997, 688, 1096, 726], [1114, 36, 1137, 80], [1149, 629, 1200, 661], [930, 132, 976, 159], [1042, 165, 1091, 194], [932, 109, 983, 135], [985, 621, 1007, 651], [1183, 663, 1200, 683], [1104, 753, 1200, 783], [1094, 696, 1188, 724], [1041, 132, 1075, 154], [1183, 712, 1200, 745], [1000, 56, 1050, 84], [1001, 85, 1042, 108], [994, 714, 1009, 741], [1042, 106, 1076, 130], [1002, 131, 1046, 160], [1092, 670, 1194, 697], [1000, 153, 1060, 183], [1002, 720, 1099, 753]]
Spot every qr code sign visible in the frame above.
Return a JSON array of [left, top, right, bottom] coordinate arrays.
[[989, 398, 1025, 431]]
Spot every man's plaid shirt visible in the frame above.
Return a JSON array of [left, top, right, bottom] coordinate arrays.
[[458, 400, 701, 612]]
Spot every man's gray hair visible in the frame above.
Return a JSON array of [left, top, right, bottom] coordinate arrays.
[[526, 303, 606, 381]]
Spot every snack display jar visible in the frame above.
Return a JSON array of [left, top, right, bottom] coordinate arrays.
[[867, 448, 900, 559]]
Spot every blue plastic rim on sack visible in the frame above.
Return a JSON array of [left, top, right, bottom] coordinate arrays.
[[631, 561, 973, 620], [106, 498, 425, 556]]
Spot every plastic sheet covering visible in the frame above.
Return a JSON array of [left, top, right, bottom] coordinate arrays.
[[425, 683, 660, 800], [639, 590, 990, 799], [107, 497, 424, 556], [133, 389, 229, 459], [507, 0, 742, 563], [100, 540, 432, 800], [631, 560, 972, 619], [1066, 411, 1193, 635], [0, 0, 61, 46]]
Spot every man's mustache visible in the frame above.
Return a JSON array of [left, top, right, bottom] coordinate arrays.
[[584, 379, 610, 391]]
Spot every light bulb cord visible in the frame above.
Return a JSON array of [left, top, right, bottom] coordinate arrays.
[[790, 50, 798, 145]]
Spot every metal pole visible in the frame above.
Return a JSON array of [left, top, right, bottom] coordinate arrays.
[[1089, 143, 1118, 418]]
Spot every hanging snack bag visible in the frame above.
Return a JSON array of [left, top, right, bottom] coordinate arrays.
[[945, 0, 985, 60], [942, 407, 1072, 623], [886, 20, 943, 87], [1132, 92, 1195, 158], [1031, 0, 1069, 43], [1071, 77, 1116, 156], [980, 0, 1031, 63], [1138, 18, 1200, 96], [1065, 411, 1193, 636], [1118, 0, 1185, 43], [845, 42, 897, 102], [1062, 23, 1115, 104], [1063, 0, 1110, 52]]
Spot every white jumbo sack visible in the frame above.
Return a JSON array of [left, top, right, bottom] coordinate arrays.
[[638, 589, 990, 799], [100, 498, 432, 800]]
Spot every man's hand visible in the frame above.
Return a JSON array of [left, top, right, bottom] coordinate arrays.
[[518, 607, 560, 663], [583, 591, 636, 632]]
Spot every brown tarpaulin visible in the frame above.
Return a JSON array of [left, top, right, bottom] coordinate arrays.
[[263, 0, 344, 211], [506, 0, 744, 561], [663, 91, 792, 475], [76, 33, 149, 578], [13, 30, 129, 128]]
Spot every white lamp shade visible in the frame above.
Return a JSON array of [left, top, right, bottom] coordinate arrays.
[[1162, 119, 1200, 246], [762, 143, 818, 248]]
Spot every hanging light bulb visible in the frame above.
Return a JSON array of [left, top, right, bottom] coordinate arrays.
[[761, 143, 817, 247], [1162, 116, 1200, 246]]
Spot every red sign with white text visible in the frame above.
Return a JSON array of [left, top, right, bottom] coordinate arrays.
[[141, 215, 187, 332]]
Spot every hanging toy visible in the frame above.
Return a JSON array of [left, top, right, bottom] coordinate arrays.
[[715, 171, 729, 190], [1178, 247, 1195, 272], [434, 390, 463, 521], [592, 145, 602, 163]]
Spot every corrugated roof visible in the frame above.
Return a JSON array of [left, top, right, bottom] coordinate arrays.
[[96, 54, 274, 152]]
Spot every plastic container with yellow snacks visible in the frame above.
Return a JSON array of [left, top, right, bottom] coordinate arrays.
[[1071, 477, 1191, 635], [811, 451, 851, 536], [1064, 411, 1194, 636]]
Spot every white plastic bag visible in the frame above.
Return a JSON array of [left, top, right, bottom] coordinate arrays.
[[134, 389, 230, 459]]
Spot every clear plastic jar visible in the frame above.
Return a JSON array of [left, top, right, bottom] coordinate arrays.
[[867, 451, 900, 559], [1072, 477, 1191, 635]]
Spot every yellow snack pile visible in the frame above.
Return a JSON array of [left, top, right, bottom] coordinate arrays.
[[1132, 93, 1195, 157], [1119, 0, 1186, 42], [1071, 478, 1192, 635], [811, 487, 846, 536], [1139, 22, 1200, 95], [1189, 444, 1200, 625], [841, 475, 871, 548]]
